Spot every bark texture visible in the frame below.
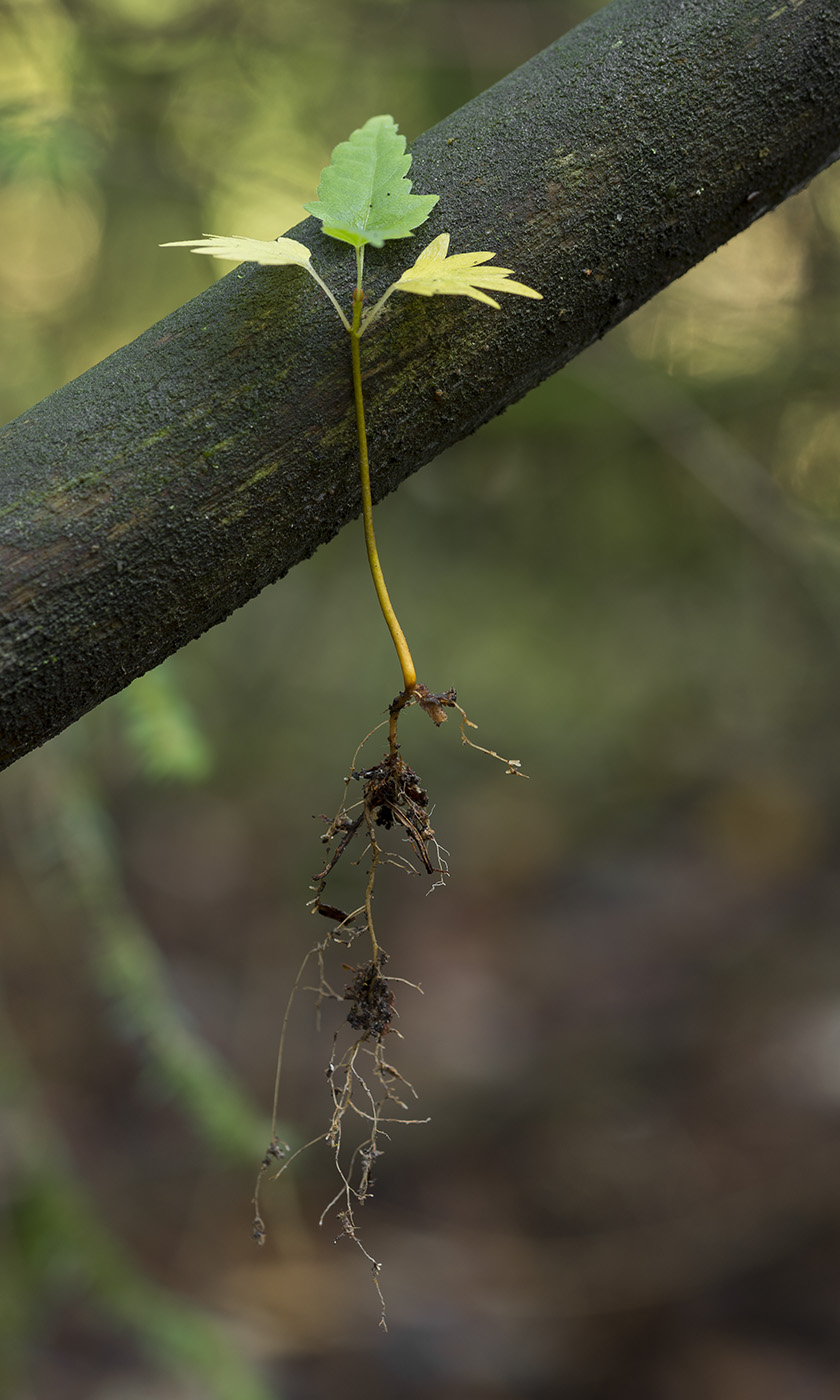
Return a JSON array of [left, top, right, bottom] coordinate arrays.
[[1, 0, 838, 769]]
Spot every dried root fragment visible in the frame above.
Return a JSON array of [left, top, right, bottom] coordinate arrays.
[[352, 749, 436, 874], [344, 955, 394, 1040], [255, 685, 522, 1327]]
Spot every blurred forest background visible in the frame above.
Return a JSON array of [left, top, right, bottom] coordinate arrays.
[[3, 0, 840, 1396]]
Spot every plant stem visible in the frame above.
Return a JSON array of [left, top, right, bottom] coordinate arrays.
[[359, 284, 397, 336], [349, 288, 417, 694], [307, 265, 351, 331]]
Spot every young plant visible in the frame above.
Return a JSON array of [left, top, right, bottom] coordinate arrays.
[[163, 114, 541, 1324]]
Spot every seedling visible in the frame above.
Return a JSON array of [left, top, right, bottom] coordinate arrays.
[[164, 114, 541, 1324]]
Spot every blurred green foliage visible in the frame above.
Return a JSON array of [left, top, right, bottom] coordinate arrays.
[[115, 665, 213, 784], [0, 1011, 270, 1400], [3, 0, 840, 1396]]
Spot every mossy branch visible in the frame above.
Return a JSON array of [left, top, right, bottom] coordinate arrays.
[[0, 0, 838, 769]]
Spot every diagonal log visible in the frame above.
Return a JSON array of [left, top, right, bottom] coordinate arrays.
[[0, 0, 838, 770]]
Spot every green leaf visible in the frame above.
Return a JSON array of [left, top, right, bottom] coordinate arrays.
[[303, 114, 438, 250], [393, 232, 543, 308]]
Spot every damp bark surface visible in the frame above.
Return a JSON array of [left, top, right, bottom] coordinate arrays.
[[1, 0, 838, 769]]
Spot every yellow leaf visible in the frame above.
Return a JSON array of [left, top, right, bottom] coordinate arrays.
[[159, 234, 313, 268], [393, 232, 542, 308], [161, 231, 351, 329]]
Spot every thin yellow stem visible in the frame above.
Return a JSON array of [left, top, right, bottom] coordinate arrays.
[[350, 288, 417, 693]]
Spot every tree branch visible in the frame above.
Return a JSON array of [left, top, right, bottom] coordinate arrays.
[[1, 0, 838, 770]]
